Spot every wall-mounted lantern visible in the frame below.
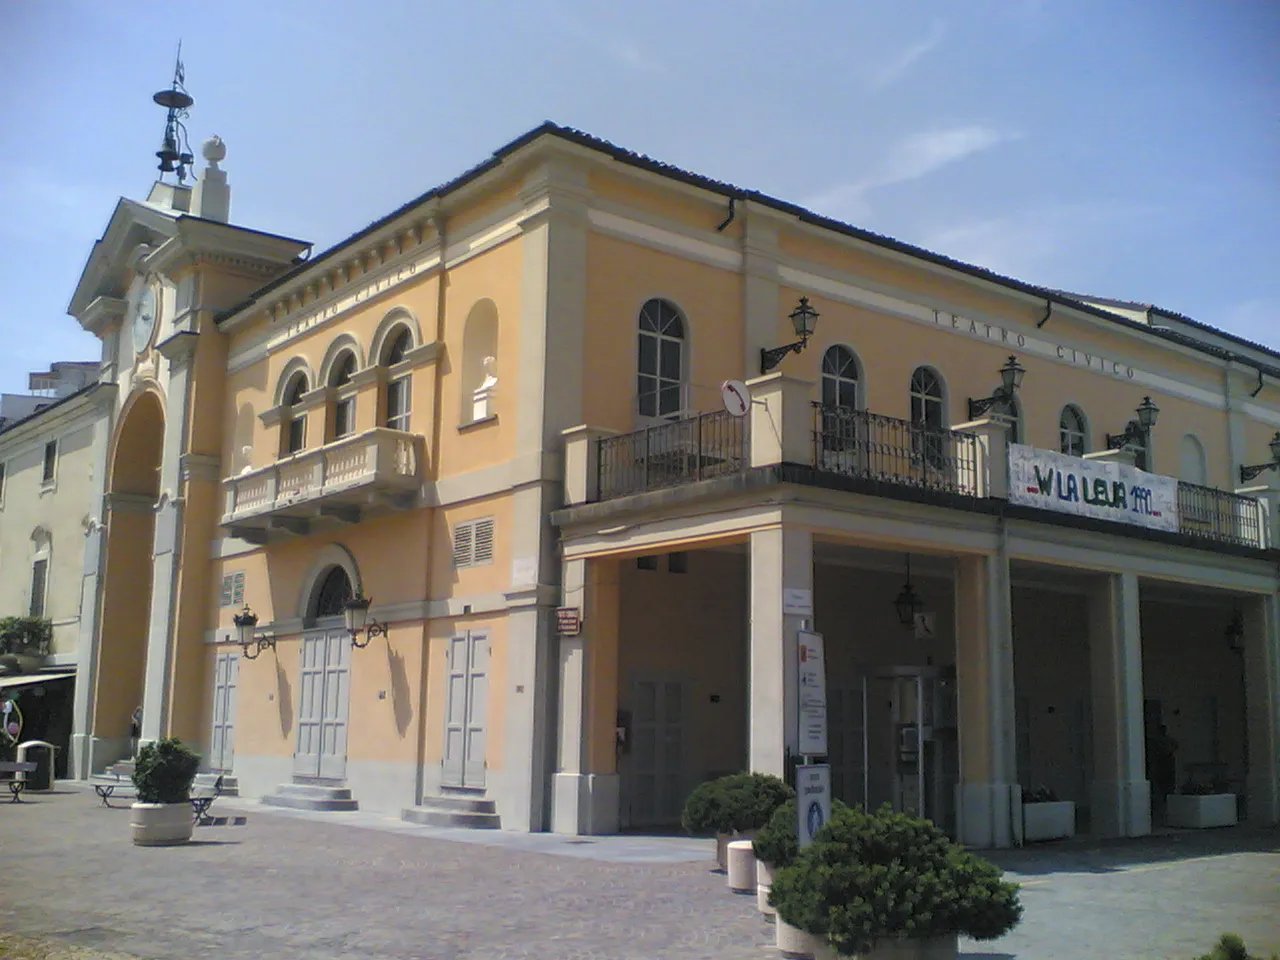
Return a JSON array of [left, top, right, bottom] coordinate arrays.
[[967, 355, 1025, 420], [759, 297, 820, 375], [1106, 396, 1160, 451], [232, 606, 276, 660], [892, 555, 924, 627], [342, 593, 387, 649], [1239, 431, 1280, 484]]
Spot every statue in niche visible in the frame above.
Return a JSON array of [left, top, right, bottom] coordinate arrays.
[[238, 445, 254, 476], [472, 356, 498, 421]]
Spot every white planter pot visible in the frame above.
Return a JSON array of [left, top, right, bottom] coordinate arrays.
[[1022, 801, 1076, 842], [757, 858, 776, 915], [1166, 793, 1237, 829], [727, 839, 755, 893], [775, 918, 818, 959], [130, 802, 193, 846], [715, 833, 731, 872]]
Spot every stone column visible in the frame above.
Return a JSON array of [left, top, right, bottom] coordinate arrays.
[[1087, 572, 1151, 838], [746, 373, 815, 468], [749, 525, 811, 775], [954, 554, 1019, 848], [552, 556, 622, 834], [954, 416, 1011, 499], [1243, 593, 1280, 825]]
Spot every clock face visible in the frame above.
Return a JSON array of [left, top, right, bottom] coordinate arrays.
[[132, 285, 158, 353]]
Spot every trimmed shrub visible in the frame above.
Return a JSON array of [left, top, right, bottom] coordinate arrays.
[[753, 797, 850, 868], [132, 737, 200, 805], [769, 803, 1022, 957], [0, 617, 52, 658], [681, 772, 794, 836], [1196, 933, 1280, 960]]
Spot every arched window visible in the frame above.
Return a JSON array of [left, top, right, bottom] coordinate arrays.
[[382, 327, 413, 432], [329, 352, 357, 440], [283, 372, 309, 455], [822, 345, 860, 410], [909, 367, 944, 429], [311, 565, 353, 619], [637, 298, 685, 420], [1060, 405, 1088, 457]]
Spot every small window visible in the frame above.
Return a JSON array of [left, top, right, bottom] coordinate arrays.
[[636, 556, 658, 571], [384, 328, 412, 366], [330, 353, 357, 440], [909, 368, 944, 429], [29, 558, 48, 618], [667, 552, 688, 574], [283, 373, 308, 455], [1060, 405, 1088, 457], [313, 566, 353, 619], [453, 518, 495, 568], [42, 441, 57, 484]]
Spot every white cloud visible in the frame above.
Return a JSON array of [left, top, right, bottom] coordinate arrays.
[[870, 21, 946, 88], [801, 125, 1019, 219]]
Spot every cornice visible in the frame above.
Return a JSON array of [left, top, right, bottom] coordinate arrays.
[[0, 383, 114, 452], [78, 296, 128, 337], [155, 330, 199, 362], [181, 452, 222, 484]]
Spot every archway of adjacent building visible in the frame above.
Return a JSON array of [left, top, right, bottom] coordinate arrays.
[[92, 390, 164, 768]]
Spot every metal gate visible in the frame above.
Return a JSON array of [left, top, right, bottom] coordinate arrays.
[[294, 629, 351, 779], [626, 678, 686, 826], [443, 631, 488, 788], [209, 652, 239, 772]]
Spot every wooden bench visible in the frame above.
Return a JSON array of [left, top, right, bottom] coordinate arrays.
[[0, 760, 38, 802]]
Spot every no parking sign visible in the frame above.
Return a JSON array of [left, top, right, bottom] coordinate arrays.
[[796, 764, 832, 848]]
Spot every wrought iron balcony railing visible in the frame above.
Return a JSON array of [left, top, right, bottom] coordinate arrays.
[[595, 410, 749, 501], [1176, 480, 1265, 549]]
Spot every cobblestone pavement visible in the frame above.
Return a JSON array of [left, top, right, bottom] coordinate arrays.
[[1, 786, 1277, 960]]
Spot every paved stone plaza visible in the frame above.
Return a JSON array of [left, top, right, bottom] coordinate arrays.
[[0, 786, 1277, 959]]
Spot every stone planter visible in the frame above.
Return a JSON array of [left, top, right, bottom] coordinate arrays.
[[714, 829, 756, 872], [130, 802, 194, 846], [1166, 793, 1237, 829], [757, 858, 776, 914], [727, 839, 755, 893], [775, 918, 819, 959], [1022, 800, 1076, 842]]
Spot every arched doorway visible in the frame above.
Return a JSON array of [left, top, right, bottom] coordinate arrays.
[[295, 561, 355, 779], [94, 390, 164, 764]]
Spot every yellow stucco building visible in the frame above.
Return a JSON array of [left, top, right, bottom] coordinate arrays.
[[60, 122, 1280, 845]]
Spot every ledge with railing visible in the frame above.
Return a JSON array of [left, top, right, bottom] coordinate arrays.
[[811, 403, 982, 498], [595, 410, 749, 501], [1177, 480, 1266, 549]]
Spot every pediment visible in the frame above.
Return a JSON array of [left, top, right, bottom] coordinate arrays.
[[68, 198, 181, 324]]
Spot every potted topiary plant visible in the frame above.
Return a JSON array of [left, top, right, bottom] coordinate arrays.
[[682, 771, 794, 871], [130, 737, 201, 846], [1021, 784, 1075, 842], [1167, 776, 1238, 830], [0, 616, 52, 674], [769, 803, 1023, 959], [753, 798, 850, 917]]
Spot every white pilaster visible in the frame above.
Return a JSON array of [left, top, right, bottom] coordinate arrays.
[[954, 553, 1019, 848], [749, 525, 811, 774], [1088, 572, 1151, 838], [1243, 593, 1280, 825]]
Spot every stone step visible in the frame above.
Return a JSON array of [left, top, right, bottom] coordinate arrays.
[[409, 794, 496, 814], [401, 805, 501, 829], [261, 783, 358, 812], [195, 773, 239, 797]]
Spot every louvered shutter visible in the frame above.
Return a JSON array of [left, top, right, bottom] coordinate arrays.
[[473, 519, 495, 565], [453, 523, 474, 567]]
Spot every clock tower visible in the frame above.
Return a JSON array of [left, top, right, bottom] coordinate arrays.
[[65, 61, 311, 777]]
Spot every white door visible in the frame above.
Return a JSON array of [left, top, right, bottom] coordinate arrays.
[[443, 632, 488, 788], [294, 629, 351, 779], [627, 679, 685, 826], [210, 652, 239, 772]]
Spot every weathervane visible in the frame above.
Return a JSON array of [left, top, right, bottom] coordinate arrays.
[[152, 42, 195, 183]]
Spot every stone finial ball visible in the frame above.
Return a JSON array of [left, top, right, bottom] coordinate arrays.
[[202, 135, 227, 163]]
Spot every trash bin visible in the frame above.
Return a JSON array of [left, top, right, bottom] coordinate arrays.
[[16, 740, 56, 791]]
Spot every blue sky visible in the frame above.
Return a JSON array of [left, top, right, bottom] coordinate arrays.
[[1, 1, 1276, 395]]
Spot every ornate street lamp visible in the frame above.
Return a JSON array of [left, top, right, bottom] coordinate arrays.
[[760, 297, 820, 374], [892, 555, 924, 627], [232, 606, 276, 660], [1106, 396, 1160, 450], [342, 593, 387, 649], [1239, 431, 1280, 484], [967, 355, 1025, 420]]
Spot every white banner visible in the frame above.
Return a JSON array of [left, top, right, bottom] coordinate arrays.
[[797, 631, 828, 756], [1008, 443, 1178, 533]]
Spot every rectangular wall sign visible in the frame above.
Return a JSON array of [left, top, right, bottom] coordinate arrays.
[[1008, 443, 1178, 533], [796, 764, 832, 849], [797, 630, 828, 756]]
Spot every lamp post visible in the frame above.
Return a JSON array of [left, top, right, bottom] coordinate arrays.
[[1106, 396, 1160, 451], [232, 606, 276, 660], [759, 297, 820, 374], [342, 593, 387, 649], [1238, 431, 1280, 484], [966, 355, 1025, 420]]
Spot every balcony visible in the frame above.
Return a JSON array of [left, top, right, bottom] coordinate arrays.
[[222, 427, 423, 542], [565, 372, 1270, 554], [596, 410, 749, 501]]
